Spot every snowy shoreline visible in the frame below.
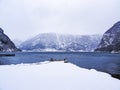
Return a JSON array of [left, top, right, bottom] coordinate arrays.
[[0, 61, 120, 90]]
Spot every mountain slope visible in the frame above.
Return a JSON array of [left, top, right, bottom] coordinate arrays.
[[0, 28, 21, 52], [95, 21, 120, 52], [20, 33, 101, 52]]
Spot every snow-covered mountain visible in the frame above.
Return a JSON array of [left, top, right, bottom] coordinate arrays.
[[20, 33, 102, 52], [95, 21, 120, 52], [0, 28, 21, 52]]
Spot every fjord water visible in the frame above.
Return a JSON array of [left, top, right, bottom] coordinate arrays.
[[0, 52, 120, 76]]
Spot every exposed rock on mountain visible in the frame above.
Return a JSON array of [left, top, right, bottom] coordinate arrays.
[[20, 33, 101, 52], [95, 21, 120, 52], [0, 28, 21, 52]]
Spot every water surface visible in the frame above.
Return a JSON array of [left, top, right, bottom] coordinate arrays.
[[0, 52, 120, 78]]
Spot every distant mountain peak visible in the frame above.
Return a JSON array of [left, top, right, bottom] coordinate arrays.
[[20, 33, 102, 52]]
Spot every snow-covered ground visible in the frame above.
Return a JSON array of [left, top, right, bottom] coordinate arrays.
[[0, 61, 120, 90]]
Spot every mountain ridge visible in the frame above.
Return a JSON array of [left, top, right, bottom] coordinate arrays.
[[95, 21, 120, 52], [20, 33, 102, 52], [0, 28, 21, 52]]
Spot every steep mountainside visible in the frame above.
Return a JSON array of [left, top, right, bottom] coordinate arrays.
[[0, 28, 20, 52], [20, 33, 101, 52], [95, 21, 120, 52]]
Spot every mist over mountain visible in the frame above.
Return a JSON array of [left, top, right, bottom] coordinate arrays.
[[20, 33, 102, 52], [95, 21, 120, 52], [12, 39, 23, 48]]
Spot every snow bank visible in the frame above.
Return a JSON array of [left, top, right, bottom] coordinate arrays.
[[0, 61, 120, 90]]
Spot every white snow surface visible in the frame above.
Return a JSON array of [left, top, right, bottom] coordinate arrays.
[[0, 61, 120, 90]]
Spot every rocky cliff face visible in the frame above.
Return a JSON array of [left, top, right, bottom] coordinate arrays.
[[95, 21, 120, 52], [0, 28, 21, 52]]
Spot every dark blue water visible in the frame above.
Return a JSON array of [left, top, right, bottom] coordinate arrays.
[[0, 52, 120, 77]]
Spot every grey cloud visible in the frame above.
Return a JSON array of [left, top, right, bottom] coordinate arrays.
[[0, 0, 120, 40]]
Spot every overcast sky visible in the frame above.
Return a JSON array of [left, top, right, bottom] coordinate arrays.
[[0, 0, 120, 41]]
